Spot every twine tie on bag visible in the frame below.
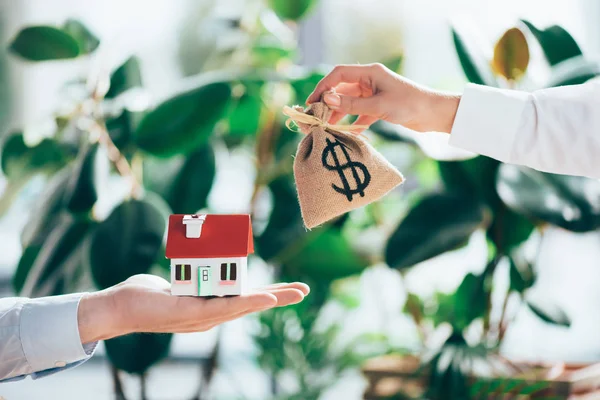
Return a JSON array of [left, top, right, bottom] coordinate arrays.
[[282, 100, 404, 229], [282, 105, 369, 136]]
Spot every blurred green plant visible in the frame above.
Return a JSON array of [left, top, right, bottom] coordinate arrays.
[[1, 1, 405, 399], [379, 20, 600, 400], [6, 5, 593, 400]]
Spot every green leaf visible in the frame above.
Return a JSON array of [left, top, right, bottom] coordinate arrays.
[[267, 0, 317, 21], [256, 177, 305, 262], [106, 56, 142, 99], [551, 72, 598, 87], [385, 193, 490, 270], [381, 55, 403, 74], [526, 298, 571, 327], [431, 292, 455, 328], [438, 156, 501, 208], [521, 20, 582, 66], [27, 139, 72, 172], [1, 133, 70, 179], [439, 157, 535, 251], [545, 57, 600, 87], [426, 333, 471, 400], [14, 213, 93, 296], [9, 26, 80, 61], [105, 333, 172, 375], [451, 25, 495, 86], [252, 37, 296, 67], [61, 19, 100, 54], [64, 143, 108, 213], [452, 273, 488, 330], [106, 111, 136, 152], [167, 145, 215, 214], [88, 199, 166, 289], [290, 70, 325, 104], [227, 82, 263, 138], [284, 230, 368, 280], [134, 81, 231, 157], [496, 164, 600, 232], [433, 274, 488, 331], [143, 156, 185, 199], [403, 292, 425, 324], [509, 255, 535, 293], [487, 206, 535, 252], [145, 145, 216, 214], [330, 276, 361, 309], [1, 133, 29, 178]]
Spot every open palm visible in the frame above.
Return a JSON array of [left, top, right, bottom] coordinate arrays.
[[78, 274, 309, 342]]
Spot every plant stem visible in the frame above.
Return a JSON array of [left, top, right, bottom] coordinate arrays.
[[497, 290, 511, 343], [34, 241, 84, 297], [140, 372, 147, 400], [131, 152, 144, 185], [19, 219, 72, 297], [92, 119, 143, 199], [111, 365, 127, 400], [270, 372, 279, 396], [399, 277, 427, 344], [482, 256, 501, 334], [0, 178, 28, 218]]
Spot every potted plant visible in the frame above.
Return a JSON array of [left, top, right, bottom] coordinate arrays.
[[363, 20, 600, 400]]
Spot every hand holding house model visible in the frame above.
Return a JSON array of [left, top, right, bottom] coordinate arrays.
[[165, 214, 254, 297]]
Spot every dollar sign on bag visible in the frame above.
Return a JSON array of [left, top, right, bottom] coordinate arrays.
[[321, 138, 371, 201]]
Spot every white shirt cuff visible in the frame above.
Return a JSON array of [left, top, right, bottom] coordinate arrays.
[[20, 293, 92, 372], [449, 83, 532, 163]]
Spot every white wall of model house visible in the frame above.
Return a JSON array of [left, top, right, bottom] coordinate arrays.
[[170, 256, 248, 297]]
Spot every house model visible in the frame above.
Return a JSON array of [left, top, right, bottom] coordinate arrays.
[[165, 214, 253, 297]]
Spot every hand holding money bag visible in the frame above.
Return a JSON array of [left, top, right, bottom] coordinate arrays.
[[283, 99, 404, 228]]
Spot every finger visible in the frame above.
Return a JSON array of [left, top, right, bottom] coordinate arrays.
[[324, 92, 382, 118], [177, 303, 269, 333], [353, 115, 378, 131], [334, 82, 363, 97], [268, 288, 305, 307], [307, 64, 380, 104], [201, 289, 305, 328], [184, 291, 277, 320], [178, 289, 305, 332], [335, 82, 374, 98], [328, 111, 347, 125], [328, 82, 375, 124], [178, 302, 272, 332], [261, 282, 310, 296]]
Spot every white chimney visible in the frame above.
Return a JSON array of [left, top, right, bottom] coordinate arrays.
[[183, 214, 206, 238]]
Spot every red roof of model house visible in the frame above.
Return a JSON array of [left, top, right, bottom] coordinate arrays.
[[165, 214, 254, 259]]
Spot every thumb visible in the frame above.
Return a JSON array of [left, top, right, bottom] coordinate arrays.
[[323, 92, 382, 117]]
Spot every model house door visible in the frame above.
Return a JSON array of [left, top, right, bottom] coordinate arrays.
[[198, 266, 212, 296]]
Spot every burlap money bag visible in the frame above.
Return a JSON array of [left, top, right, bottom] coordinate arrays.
[[284, 101, 404, 229]]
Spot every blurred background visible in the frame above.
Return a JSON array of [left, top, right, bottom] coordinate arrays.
[[2, 0, 600, 399]]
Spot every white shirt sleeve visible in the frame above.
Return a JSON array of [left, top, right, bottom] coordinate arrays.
[[0, 293, 97, 381], [449, 82, 600, 179]]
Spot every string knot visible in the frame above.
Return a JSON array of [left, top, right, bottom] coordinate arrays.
[[282, 104, 369, 136]]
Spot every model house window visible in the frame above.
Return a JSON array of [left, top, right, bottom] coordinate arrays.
[[220, 263, 237, 281], [175, 264, 191, 281], [230, 263, 237, 280]]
